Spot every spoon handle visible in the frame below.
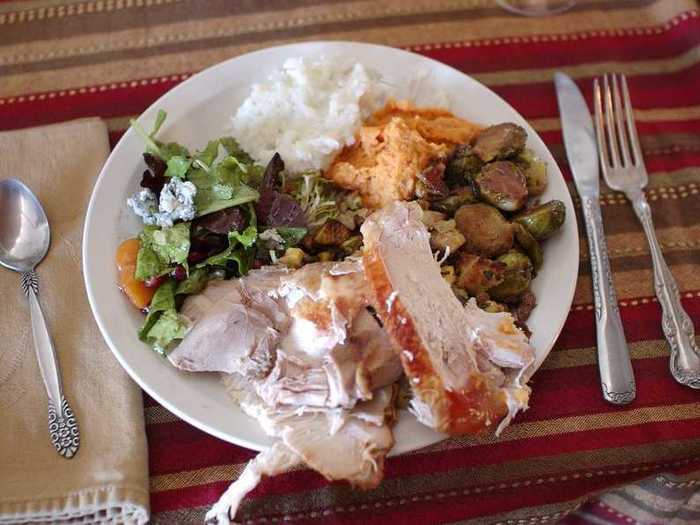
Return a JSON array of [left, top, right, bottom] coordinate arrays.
[[21, 271, 80, 459]]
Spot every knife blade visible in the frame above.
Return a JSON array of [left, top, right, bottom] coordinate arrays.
[[554, 72, 636, 405]]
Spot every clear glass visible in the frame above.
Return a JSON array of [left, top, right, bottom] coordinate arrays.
[[496, 0, 576, 16]]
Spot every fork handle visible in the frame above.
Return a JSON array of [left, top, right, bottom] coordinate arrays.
[[630, 192, 700, 389], [582, 196, 636, 404]]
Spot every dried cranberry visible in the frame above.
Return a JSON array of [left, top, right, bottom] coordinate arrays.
[[171, 266, 187, 281], [144, 275, 165, 288], [418, 161, 448, 199], [143, 153, 166, 177], [187, 251, 207, 264], [193, 208, 246, 234], [252, 258, 264, 269], [140, 153, 168, 197]]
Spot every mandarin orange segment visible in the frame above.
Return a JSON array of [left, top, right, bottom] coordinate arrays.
[[116, 238, 155, 310]]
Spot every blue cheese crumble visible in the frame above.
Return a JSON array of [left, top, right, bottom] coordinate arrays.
[[127, 178, 197, 228]]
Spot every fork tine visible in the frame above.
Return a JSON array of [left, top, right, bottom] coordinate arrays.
[[593, 78, 610, 178], [602, 75, 621, 169], [620, 74, 643, 167], [611, 74, 632, 167]]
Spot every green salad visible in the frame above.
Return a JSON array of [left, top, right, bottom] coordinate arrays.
[[121, 111, 364, 354]]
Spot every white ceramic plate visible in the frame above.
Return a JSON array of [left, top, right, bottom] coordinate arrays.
[[83, 41, 579, 454]]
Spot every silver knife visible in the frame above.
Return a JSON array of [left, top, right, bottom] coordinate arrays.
[[554, 72, 636, 405]]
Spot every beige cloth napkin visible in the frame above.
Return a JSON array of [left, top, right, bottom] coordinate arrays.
[[0, 119, 149, 524]]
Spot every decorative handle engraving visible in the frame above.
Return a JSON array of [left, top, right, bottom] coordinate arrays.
[[22, 270, 81, 458], [582, 197, 636, 404], [48, 396, 80, 458], [630, 192, 700, 389]]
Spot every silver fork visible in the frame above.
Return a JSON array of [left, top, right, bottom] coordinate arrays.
[[593, 73, 700, 389]]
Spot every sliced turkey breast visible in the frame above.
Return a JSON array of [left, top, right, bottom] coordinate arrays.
[[360, 201, 534, 435], [168, 267, 289, 377], [171, 260, 402, 407]]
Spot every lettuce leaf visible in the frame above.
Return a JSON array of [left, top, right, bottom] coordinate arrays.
[[144, 223, 190, 266], [200, 225, 257, 275], [165, 156, 191, 178], [175, 267, 209, 295], [130, 110, 190, 162], [138, 280, 186, 354], [135, 241, 168, 281]]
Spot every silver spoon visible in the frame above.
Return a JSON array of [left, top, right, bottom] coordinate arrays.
[[0, 178, 80, 459]]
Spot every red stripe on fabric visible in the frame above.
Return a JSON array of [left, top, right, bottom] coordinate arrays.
[[150, 454, 700, 516], [491, 62, 700, 121], [315, 466, 693, 525], [420, 15, 700, 75], [0, 79, 181, 132], [555, 297, 700, 351], [525, 357, 699, 422], [386, 420, 700, 478], [147, 420, 256, 474]]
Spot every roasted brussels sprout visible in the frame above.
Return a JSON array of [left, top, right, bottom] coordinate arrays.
[[498, 249, 533, 272], [444, 144, 483, 187], [514, 200, 566, 240], [513, 222, 543, 273], [430, 219, 466, 253], [313, 220, 353, 247], [431, 186, 477, 215], [489, 250, 532, 302], [472, 123, 527, 162], [474, 161, 528, 212], [454, 203, 514, 257], [455, 252, 506, 295], [516, 149, 548, 197], [489, 269, 531, 302]]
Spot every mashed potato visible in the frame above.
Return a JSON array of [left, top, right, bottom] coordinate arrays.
[[231, 57, 385, 174]]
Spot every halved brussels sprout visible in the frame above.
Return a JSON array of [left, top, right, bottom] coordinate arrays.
[[444, 144, 483, 187], [514, 200, 566, 240], [516, 149, 548, 197], [454, 203, 513, 257], [489, 250, 533, 302], [513, 222, 543, 273], [472, 123, 527, 162], [455, 252, 506, 295], [488, 269, 531, 302], [431, 186, 477, 215], [498, 249, 533, 272], [474, 161, 528, 212]]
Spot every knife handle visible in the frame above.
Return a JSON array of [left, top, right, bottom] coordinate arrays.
[[581, 196, 636, 405]]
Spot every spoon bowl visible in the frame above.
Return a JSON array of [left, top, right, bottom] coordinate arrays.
[[0, 178, 50, 272]]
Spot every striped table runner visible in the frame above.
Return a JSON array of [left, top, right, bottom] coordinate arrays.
[[2, 0, 699, 523]]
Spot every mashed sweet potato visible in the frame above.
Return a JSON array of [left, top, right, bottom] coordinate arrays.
[[325, 100, 480, 208]]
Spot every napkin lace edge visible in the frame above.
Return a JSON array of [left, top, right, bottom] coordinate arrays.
[[0, 484, 149, 525]]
